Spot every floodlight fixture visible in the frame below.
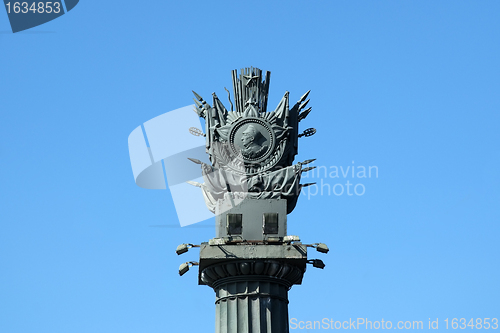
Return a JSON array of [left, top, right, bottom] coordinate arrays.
[[175, 243, 199, 255], [208, 238, 226, 246], [305, 243, 330, 254], [315, 243, 329, 254], [308, 259, 325, 269], [179, 261, 199, 276], [283, 235, 300, 243], [222, 236, 244, 244], [266, 236, 282, 243]]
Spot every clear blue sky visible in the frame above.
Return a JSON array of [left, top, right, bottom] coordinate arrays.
[[1, 1, 499, 332]]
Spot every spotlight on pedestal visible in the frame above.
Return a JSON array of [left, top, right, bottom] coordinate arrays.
[[315, 243, 329, 254], [179, 261, 199, 276], [306, 243, 330, 254], [308, 259, 325, 269], [176, 243, 199, 255], [283, 235, 300, 243]]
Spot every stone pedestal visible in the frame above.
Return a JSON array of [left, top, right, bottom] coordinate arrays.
[[199, 244, 307, 333], [215, 195, 287, 241]]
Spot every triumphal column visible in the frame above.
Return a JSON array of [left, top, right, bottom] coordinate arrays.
[[177, 67, 328, 333]]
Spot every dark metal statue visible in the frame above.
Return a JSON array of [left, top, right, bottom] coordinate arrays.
[[189, 67, 316, 216], [179, 68, 327, 333]]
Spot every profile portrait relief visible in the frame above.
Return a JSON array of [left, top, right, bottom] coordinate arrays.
[[239, 124, 268, 159]]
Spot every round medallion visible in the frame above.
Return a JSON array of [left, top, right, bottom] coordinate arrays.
[[229, 118, 275, 164]]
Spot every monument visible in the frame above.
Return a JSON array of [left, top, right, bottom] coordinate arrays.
[[177, 67, 329, 333]]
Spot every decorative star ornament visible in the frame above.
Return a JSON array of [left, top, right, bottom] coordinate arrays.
[[243, 73, 260, 86]]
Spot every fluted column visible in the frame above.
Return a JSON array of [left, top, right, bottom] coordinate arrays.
[[201, 260, 305, 333]]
